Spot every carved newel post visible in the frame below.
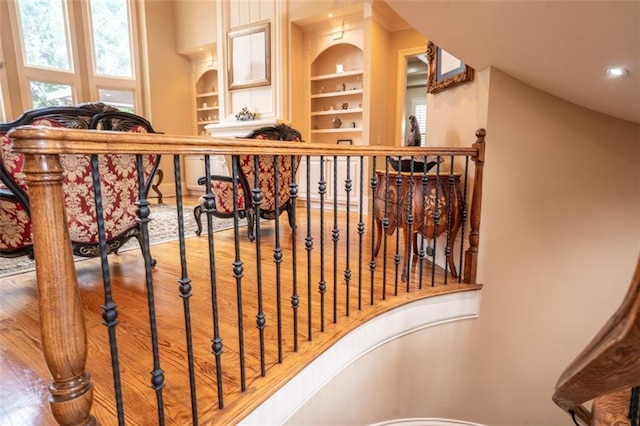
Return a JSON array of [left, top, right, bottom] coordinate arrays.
[[22, 152, 96, 425], [463, 128, 486, 284]]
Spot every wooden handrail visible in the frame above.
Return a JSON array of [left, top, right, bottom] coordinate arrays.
[[553, 256, 640, 423], [8, 125, 478, 157]]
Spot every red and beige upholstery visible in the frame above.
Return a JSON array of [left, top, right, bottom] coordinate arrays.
[[194, 124, 302, 241], [0, 102, 161, 258]]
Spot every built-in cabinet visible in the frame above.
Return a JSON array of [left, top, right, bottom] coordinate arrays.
[[297, 156, 361, 209], [309, 44, 364, 145], [195, 69, 219, 135]]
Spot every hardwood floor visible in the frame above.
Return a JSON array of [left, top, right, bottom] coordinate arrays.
[[0, 197, 480, 425]]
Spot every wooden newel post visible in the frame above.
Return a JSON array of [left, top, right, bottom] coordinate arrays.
[[22, 153, 96, 425], [463, 128, 486, 284]]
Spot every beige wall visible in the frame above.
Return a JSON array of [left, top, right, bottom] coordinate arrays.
[[141, 0, 194, 194], [385, 29, 428, 147], [286, 68, 640, 424], [174, 0, 217, 54]]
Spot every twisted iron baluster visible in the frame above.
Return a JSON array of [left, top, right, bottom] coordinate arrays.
[[90, 154, 125, 425], [172, 154, 199, 422]]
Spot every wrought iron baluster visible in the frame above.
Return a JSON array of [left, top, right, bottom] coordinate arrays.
[[135, 154, 166, 421], [382, 158, 390, 300], [289, 155, 299, 351], [357, 155, 365, 311], [630, 386, 640, 426], [252, 155, 266, 376], [405, 157, 415, 291], [431, 157, 442, 287], [318, 156, 326, 331], [344, 156, 352, 316], [418, 163, 429, 289], [273, 156, 283, 363], [172, 155, 199, 422], [202, 155, 224, 408], [305, 156, 314, 340], [393, 165, 402, 295], [231, 155, 246, 390], [332, 156, 340, 323], [90, 154, 125, 425], [369, 156, 378, 306]]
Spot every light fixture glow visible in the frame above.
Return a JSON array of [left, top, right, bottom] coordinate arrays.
[[328, 13, 333, 18], [606, 66, 628, 77]]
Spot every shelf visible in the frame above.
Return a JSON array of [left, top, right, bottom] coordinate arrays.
[[197, 120, 219, 125], [311, 128, 362, 134], [310, 70, 363, 81], [311, 89, 363, 99], [197, 106, 219, 112], [196, 92, 218, 98], [311, 108, 363, 116]]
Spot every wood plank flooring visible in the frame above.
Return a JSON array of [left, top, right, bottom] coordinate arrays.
[[0, 198, 480, 425]]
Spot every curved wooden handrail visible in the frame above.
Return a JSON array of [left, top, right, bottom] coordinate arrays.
[[8, 125, 478, 157], [553, 256, 640, 423]]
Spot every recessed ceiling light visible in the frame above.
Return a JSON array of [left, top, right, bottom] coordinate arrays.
[[606, 66, 628, 77], [328, 13, 333, 18]]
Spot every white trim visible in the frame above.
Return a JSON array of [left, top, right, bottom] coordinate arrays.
[[369, 418, 486, 426], [240, 289, 481, 425]]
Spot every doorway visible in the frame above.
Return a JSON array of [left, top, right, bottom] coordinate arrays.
[[395, 47, 428, 146]]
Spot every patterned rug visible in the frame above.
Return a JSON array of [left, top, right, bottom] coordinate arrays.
[[0, 203, 238, 278]]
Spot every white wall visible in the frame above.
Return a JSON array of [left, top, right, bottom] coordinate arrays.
[[285, 67, 640, 425]]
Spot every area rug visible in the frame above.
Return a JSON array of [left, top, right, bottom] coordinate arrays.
[[0, 203, 239, 278]]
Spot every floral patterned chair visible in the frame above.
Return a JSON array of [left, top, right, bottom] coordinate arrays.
[[193, 124, 302, 241], [0, 102, 161, 259]]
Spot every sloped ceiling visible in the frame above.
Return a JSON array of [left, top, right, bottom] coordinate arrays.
[[384, 0, 640, 124]]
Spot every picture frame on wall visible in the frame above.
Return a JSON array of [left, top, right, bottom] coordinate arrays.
[[228, 21, 271, 90], [426, 41, 474, 94]]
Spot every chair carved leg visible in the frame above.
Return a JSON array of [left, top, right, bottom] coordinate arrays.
[[286, 204, 296, 230], [194, 205, 203, 236], [247, 211, 256, 242]]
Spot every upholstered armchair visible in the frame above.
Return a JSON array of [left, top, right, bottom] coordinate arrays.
[[0, 102, 161, 259], [194, 124, 302, 241]]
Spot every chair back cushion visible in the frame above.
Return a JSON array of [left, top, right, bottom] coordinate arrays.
[[0, 103, 160, 253], [239, 125, 302, 213]]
